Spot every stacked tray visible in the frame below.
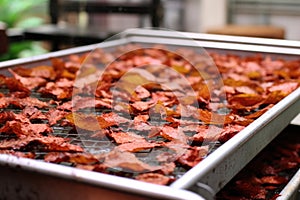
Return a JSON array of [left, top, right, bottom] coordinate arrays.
[[0, 29, 299, 199]]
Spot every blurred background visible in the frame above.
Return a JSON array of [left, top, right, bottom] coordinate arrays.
[[1, 0, 300, 60]]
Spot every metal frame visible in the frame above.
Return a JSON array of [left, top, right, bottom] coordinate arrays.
[[0, 29, 299, 199], [278, 169, 300, 200]]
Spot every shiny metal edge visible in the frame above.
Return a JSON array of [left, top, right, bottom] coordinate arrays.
[[122, 28, 300, 49], [0, 154, 204, 200], [277, 169, 300, 200], [0, 38, 128, 69], [291, 113, 300, 125], [171, 87, 300, 193], [127, 36, 300, 55]]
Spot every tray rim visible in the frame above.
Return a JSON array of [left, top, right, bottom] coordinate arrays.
[[278, 168, 300, 200], [0, 154, 205, 200]]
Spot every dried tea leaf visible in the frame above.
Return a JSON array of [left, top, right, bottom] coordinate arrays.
[[245, 104, 273, 119], [160, 126, 188, 143], [44, 152, 99, 164], [191, 125, 222, 143], [0, 121, 52, 137], [131, 101, 154, 112], [98, 112, 130, 128], [132, 85, 151, 100], [103, 150, 160, 172], [218, 125, 245, 143], [268, 81, 298, 94], [115, 141, 160, 153], [177, 146, 209, 167], [110, 131, 145, 144], [260, 176, 288, 185], [228, 93, 264, 107], [66, 112, 100, 131], [0, 135, 83, 152], [199, 109, 234, 125], [46, 109, 69, 126], [135, 173, 170, 185], [22, 106, 47, 120], [8, 69, 46, 90], [5, 77, 30, 95]]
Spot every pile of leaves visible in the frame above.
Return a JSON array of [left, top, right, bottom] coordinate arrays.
[[0, 45, 299, 186]]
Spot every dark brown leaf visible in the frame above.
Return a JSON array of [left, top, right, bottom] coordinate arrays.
[[44, 152, 99, 164]]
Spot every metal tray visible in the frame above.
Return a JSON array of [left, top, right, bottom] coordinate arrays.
[[278, 169, 300, 200], [0, 29, 299, 199], [215, 124, 300, 199]]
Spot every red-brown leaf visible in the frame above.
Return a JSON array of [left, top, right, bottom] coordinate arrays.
[[177, 146, 209, 167], [0, 135, 83, 152], [115, 141, 160, 153], [110, 131, 145, 144], [135, 173, 170, 185], [103, 150, 160, 172], [44, 152, 99, 164]]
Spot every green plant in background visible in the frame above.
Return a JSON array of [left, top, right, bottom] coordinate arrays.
[[0, 0, 48, 61]]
